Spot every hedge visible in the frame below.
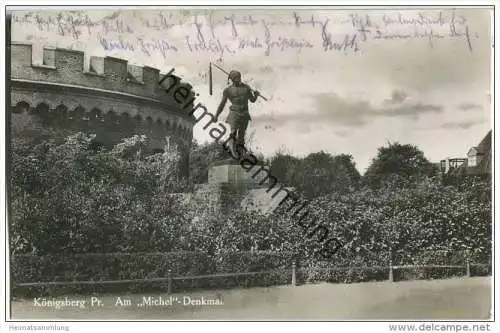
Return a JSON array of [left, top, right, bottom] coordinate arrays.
[[11, 250, 491, 297]]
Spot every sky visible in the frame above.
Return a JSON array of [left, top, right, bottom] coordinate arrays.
[[10, 7, 493, 173]]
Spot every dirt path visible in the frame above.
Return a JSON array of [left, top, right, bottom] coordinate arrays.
[[10, 277, 491, 320]]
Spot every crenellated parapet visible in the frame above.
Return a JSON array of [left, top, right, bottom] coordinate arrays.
[[10, 42, 197, 177], [10, 42, 196, 109]]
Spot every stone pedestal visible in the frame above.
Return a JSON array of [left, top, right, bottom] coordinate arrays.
[[208, 163, 261, 186], [192, 160, 292, 217]]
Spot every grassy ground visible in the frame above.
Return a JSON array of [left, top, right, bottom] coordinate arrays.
[[10, 277, 491, 320]]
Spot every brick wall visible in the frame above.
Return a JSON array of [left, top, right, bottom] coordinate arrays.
[[10, 42, 197, 107], [10, 42, 197, 178]]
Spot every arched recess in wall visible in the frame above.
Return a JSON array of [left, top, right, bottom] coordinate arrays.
[[174, 123, 181, 137], [72, 106, 86, 120], [154, 117, 164, 138], [132, 115, 143, 136], [182, 126, 189, 139], [89, 107, 103, 121], [121, 112, 134, 131], [87, 107, 104, 138], [33, 103, 51, 125], [142, 116, 153, 137], [171, 122, 178, 136], [13, 101, 30, 114], [55, 104, 68, 114], [54, 104, 68, 126], [104, 110, 118, 125], [70, 106, 87, 132], [33, 103, 49, 115]]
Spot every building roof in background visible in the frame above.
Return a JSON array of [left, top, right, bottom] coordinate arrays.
[[467, 130, 492, 175]]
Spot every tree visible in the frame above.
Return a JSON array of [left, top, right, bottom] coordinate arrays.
[[189, 140, 229, 184], [292, 151, 361, 198], [306, 176, 491, 268], [363, 142, 437, 188], [268, 151, 302, 186], [331, 153, 362, 190], [10, 133, 190, 255]]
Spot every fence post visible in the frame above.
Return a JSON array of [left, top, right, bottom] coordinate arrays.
[[465, 250, 471, 278], [167, 269, 172, 294], [388, 247, 394, 282], [291, 261, 296, 286]]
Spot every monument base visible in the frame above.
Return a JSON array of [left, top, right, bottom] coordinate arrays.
[[191, 161, 291, 216], [208, 163, 262, 186]]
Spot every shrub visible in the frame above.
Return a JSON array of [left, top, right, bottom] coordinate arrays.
[[8, 133, 492, 296]]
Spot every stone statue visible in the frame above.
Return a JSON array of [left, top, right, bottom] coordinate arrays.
[[214, 70, 260, 156]]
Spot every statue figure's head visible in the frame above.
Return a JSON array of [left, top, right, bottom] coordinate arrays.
[[228, 70, 242, 84]]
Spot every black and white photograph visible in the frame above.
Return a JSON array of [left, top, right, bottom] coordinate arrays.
[[2, 2, 497, 331]]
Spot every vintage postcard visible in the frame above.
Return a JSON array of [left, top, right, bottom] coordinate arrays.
[[3, 2, 496, 329]]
